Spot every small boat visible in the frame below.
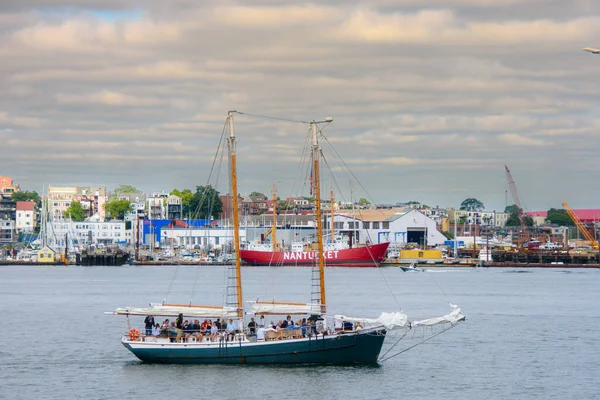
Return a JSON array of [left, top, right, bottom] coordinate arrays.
[[400, 262, 424, 272]]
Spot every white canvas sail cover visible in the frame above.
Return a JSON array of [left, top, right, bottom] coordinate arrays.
[[247, 301, 322, 315], [113, 304, 239, 318], [333, 311, 409, 330], [335, 305, 465, 330], [411, 304, 465, 327]]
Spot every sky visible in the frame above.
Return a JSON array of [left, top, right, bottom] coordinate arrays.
[[1, 0, 599, 212]]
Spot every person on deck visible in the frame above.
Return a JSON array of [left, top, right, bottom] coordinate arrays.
[[176, 313, 183, 343], [144, 315, 155, 336], [153, 323, 161, 337], [259, 315, 265, 328], [247, 317, 257, 335]]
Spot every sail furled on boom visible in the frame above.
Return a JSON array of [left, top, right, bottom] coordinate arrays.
[[247, 301, 322, 316], [114, 304, 239, 319]]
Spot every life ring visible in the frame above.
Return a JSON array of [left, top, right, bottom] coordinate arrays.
[[128, 328, 140, 341]]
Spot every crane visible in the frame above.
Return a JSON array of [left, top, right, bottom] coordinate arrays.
[[562, 202, 599, 249], [504, 165, 529, 245]]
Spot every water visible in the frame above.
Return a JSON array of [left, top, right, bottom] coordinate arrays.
[[1, 265, 599, 400]]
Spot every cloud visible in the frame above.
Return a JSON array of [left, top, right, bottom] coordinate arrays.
[[0, 1, 599, 210]]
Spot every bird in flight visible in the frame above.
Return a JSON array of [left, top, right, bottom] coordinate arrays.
[[583, 47, 600, 54]]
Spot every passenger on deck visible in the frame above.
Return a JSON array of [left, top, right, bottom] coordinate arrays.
[[153, 323, 161, 337], [226, 318, 236, 341], [301, 318, 307, 337], [176, 313, 183, 343], [210, 322, 218, 341], [259, 315, 265, 328], [144, 315, 155, 336], [247, 317, 257, 334]]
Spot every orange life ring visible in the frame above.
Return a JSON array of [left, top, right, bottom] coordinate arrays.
[[128, 328, 140, 341]]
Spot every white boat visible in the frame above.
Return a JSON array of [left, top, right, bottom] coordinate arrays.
[[400, 262, 424, 272]]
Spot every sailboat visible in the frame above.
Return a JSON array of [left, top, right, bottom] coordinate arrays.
[[110, 111, 464, 364]]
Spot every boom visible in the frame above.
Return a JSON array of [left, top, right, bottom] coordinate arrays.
[[562, 202, 599, 248], [504, 165, 529, 243]]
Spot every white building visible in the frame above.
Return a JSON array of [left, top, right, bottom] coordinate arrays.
[[161, 227, 246, 251], [448, 209, 509, 227], [330, 208, 447, 246], [50, 220, 132, 248], [16, 201, 36, 232]]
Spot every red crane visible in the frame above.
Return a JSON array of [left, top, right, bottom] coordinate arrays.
[[504, 165, 530, 245]]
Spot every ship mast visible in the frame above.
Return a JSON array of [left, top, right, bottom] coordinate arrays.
[[311, 120, 328, 314], [227, 111, 244, 318], [330, 188, 335, 242], [272, 184, 277, 252]]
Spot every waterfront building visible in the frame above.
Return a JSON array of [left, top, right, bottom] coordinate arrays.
[[328, 208, 447, 247], [146, 192, 168, 220], [16, 201, 36, 232], [36, 246, 56, 263], [0, 176, 20, 196], [49, 220, 131, 247]]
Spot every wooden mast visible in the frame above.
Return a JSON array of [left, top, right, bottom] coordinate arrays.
[[311, 121, 326, 314], [330, 187, 335, 242], [227, 111, 243, 318], [272, 184, 277, 252]]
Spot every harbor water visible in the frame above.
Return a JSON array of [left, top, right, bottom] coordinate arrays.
[[1, 265, 598, 400]]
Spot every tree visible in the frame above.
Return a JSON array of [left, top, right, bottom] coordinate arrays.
[[64, 201, 86, 221], [505, 205, 533, 227], [113, 185, 139, 197], [104, 199, 132, 220], [187, 185, 223, 219], [250, 192, 267, 199], [358, 198, 371, 206], [460, 198, 484, 211], [11, 191, 41, 206]]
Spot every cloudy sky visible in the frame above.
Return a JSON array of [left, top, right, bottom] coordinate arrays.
[[1, 0, 599, 211]]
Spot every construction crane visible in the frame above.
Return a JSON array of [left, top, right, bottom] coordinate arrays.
[[562, 202, 599, 249], [504, 165, 530, 245]]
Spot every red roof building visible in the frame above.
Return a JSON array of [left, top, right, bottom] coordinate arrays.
[[525, 209, 600, 223]]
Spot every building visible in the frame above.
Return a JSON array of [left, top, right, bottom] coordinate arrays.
[[49, 220, 131, 248], [0, 176, 20, 196], [16, 201, 36, 232], [330, 208, 447, 246], [526, 209, 600, 226], [48, 186, 108, 220], [0, 219, 15, 243], [147, 196, 165, 220], [166, 195, 182, 220], [36, 246, 56, 263], [447, 208, 509, 227]]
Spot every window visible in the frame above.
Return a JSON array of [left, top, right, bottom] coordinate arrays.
[[372, 222, 380, 229], [382, 222, 390, 229], [364, 222, 371, 229]]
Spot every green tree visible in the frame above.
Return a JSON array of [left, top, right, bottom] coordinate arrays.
[[358, 198, 371, 206], [460, 198, 484, 211], [188, 185, 223, 219], [171, 188, 195, 216], [278, 200, 292, 210], [113, 185, 139, 198], [104, 199, 132, 220], [505, 205, 533, 227], [64, 201, 86, 221], [11, 191, 41, 206], [546, 208, 572, 226], [250, 192, 267, 199]]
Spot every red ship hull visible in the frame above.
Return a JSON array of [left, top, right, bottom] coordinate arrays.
[[240, 242, 390, 267]]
